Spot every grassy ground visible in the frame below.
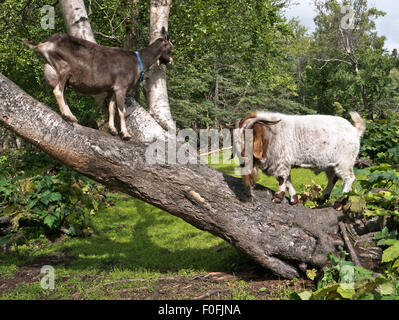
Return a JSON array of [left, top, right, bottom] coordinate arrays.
[[2, 151, 359, 300], [0, 193, 313, 299]]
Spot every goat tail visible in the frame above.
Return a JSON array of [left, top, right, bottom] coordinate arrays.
[[349, 112, 366, 137], [22, 40, 38, 50]]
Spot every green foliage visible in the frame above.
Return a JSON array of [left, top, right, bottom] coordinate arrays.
[[374, 227, 399, 275], [168, 0, 304, 128], [0, 167, 109, 245], [359, 114, 399, 164], [0, 148, 57, 179], [301, 0, 397, 118], [292, 248, 399, 300], [354, 164, 399, 217]]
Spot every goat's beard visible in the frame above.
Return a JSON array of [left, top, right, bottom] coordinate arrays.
[[158, 57, 173, 66]]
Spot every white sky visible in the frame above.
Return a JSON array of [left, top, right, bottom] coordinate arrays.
[[284, 0, 399, 52]]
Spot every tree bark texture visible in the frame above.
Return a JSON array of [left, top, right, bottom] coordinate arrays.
[[59, 0, 96, 42], [144, 0, 175, 131], [0, 73, 345, 279]]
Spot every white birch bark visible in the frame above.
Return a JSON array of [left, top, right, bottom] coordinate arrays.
[[59, 0, 96, 42], [144, 0, 175, 131]]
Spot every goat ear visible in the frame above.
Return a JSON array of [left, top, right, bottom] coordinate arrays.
[[253, 123, 267, 160], [161, 27, 168, 40]]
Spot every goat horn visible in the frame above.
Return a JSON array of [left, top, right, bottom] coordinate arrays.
[[242, 118, 281, 129]]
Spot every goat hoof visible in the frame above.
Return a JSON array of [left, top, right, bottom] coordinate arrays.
[[109, 129, 118, 136], [272, 191, 285, 204], [290, 195, 299, 205], [272, 197, 283, 204], [122, 135, 132, 141], [62, 114, 78, 124]]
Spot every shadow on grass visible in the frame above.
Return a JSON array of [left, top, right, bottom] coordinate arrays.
[[48, 197, 260, 275]]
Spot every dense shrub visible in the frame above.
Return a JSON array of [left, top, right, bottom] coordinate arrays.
[[359, 113, 399, 165], [0, 166, 109, 244]]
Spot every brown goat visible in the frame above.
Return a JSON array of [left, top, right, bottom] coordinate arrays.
[[24, 28, 173, 140]]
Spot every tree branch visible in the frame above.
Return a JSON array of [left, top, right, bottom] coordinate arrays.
[[313, 58, 353, 70], [93, 31, 122, 44]]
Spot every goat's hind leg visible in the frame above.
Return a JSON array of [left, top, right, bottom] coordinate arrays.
[[318, 169, 338, 204], [42, 54, 77, 124], [53, 81, 78, 124], [342, 169, 356, 194], [286, 176, 299, 205], [108, 95, 118, 136], [44, 64, 58, 88], [49, 66, 77, 124], [115, 89, 132, 140]]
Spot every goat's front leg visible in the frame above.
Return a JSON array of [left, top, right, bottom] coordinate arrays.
[[286, 176, 299, 205], [107, 95, 118, 136], [115, 89, 132, 140], [272, 176, 287, 204]]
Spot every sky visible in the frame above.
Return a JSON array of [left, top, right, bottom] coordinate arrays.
[[284, 0, 399, 52]]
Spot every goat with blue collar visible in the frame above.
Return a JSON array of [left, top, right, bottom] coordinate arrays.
[[24, 27, 173, 140]]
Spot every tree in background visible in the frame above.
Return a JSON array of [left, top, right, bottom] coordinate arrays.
[[302, 0, 396, 119], [0, 0, 397, 134]]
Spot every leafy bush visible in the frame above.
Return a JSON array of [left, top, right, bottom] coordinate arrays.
[[360, 113, 399, 165], [292, 248, 399, 300], [355, 164, 399, 218], [0, 167, 109, 243], [0, 147, 57, 179], [374, 227, 399, 277], [297, 164, 398, 217]]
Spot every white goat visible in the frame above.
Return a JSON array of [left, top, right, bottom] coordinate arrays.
[[232, 111, 366, 205]]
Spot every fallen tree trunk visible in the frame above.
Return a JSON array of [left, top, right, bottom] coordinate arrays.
[[0, 73, 345, 279]]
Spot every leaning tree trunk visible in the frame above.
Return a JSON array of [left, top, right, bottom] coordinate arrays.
[[144, 0, 175, 131], [0, 73, 344, 279]]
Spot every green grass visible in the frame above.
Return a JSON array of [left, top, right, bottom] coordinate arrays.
[[0, 193, 254, 299], [206, 150, 329, 192]]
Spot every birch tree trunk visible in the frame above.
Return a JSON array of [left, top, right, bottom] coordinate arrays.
[[144, 0, 175, 131], [59, 0, 96, 42]]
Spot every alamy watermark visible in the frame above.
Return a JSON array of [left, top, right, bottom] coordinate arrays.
[[40, 5, 55, 30], [340, 5, 355, 30], [144, 124, 255, 176], [40, 265, 55, 290]]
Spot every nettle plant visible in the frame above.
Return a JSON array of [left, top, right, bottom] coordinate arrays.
[[292, 248, 399, 300], [297, 164, 398, 218]]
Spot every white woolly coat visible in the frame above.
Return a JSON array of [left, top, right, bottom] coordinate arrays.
[[255, 112, 363, 178]]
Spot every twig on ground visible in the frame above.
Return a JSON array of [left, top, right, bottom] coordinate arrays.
[[339, 221, 362, 267], [193, 289, 231, 300]]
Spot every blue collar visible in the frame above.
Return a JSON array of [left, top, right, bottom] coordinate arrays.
[[135, 51, 145, 82]]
